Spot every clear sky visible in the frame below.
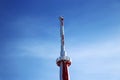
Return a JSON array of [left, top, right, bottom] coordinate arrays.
[[0, 0, 120, 80]]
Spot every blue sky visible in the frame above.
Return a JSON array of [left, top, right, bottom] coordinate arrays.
[[0, 0, 120, 80]]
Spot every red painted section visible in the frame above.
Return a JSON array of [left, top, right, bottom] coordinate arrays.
[[62, 61, 69, 80], [57, 60, 71, 67], [57, 60, 71, 80]]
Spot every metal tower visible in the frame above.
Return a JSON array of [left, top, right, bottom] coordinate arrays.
[[56, 16, 71, 80]]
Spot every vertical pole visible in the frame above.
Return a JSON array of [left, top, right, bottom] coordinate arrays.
[[59, 16, 66, 57], [57, 16, 71, 80]]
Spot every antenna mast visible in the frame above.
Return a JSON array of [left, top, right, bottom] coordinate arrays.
[[56, 16, 71, 80]]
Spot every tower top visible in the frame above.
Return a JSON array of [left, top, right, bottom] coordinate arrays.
[[59, 16, 64, 21], [59, 16, 64, 27]]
